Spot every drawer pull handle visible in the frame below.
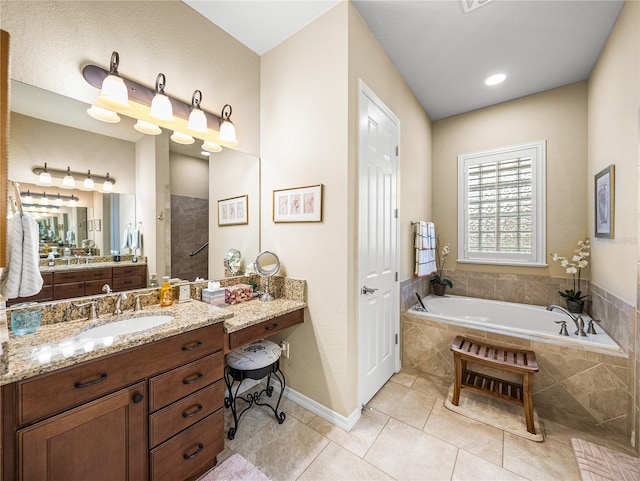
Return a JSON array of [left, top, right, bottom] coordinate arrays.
[[182, 404, 203, 418], [74, 372, 107, 388], [133, 393, 144, 404], [181, 341, 203, 351], [183, 373, 204, 385], [183, 443, 204, 460], [265, 323, 279, 331]]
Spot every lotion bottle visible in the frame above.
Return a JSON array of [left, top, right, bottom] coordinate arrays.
[[160, 276, 173, 306]]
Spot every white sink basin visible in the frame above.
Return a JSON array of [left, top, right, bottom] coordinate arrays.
[[77, 315, 174, 339]]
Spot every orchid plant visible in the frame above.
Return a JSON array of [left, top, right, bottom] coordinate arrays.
[[550, 238, 590, 302], [430, 241, 453, 288]]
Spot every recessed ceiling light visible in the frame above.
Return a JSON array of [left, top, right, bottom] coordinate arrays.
[[485, 73, 506, 86]]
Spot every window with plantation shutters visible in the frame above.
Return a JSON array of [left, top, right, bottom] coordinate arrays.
[[458, 141, 546, 267]]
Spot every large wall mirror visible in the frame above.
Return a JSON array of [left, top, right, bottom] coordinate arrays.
[[7, 80, 260, 301]]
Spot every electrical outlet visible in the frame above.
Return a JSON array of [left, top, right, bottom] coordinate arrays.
[[280, 341, 290, 359]]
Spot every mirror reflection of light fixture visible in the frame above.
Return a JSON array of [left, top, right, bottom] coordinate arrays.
[[62, 166, 76, 188], [68, 195, 78, 207], [40, 193, 49, 205], [149, 73, 174, 121], [22, 191, 80, 207], [83, 170, 95, 189], [24, 190, 34, 204], [96, 52, 130, 109], [187, 90, 207, 133], [202, 140, 222, 153], [170, 131, 194, 145], [102, 173, 114, 192], [54, 194, 64, 206], [219, 104, 238, 145], [134, 119, 161, 135], [39, 162, 52, 185]]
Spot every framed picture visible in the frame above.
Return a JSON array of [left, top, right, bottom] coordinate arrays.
[[273, 184, 323, 222], [218, 195, 248, 226], [595, 164, 615, 239], [94, 219, 102, 232], [88, 220, 93, 232]]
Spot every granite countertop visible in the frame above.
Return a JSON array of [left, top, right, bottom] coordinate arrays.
[[0, 296, 307, 385], [39, 260, 146, 273]]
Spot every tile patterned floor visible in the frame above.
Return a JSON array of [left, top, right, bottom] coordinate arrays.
[[217, 370, 634, 481]]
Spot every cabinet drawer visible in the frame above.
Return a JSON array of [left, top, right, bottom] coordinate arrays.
[[53, 270, 86, 283], [229, 308, 304, 350], [18, 323, 224, 424], [84, 267, 112, 280], [113, 265, 146, 278], [85, 279, 110, 296], [149, 352, 223, 412], [150, 410, 224, 481], [53, 281, 85, 300], [41, 272, 53, 285], [113, 275, 144, 290], [149, 380, 224, 448]]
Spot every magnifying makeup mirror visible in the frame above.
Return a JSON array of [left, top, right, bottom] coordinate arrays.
[[255, 251, 280, 301]]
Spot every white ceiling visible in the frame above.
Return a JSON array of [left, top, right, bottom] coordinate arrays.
[[185, 0, 625, 120]]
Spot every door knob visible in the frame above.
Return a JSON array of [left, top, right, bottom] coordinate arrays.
[[361, 286, 378, 295]]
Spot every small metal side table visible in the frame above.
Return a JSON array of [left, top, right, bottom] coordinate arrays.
[[223, 342, 286, 440]]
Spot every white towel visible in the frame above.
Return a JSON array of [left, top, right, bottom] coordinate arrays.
[[130, 227, 140, 250], [122, 225, 132, 250], [414, 221, 437, 277], [0, 213, 44, 299]]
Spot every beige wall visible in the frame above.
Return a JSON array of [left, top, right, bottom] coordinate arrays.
[[432, 82, 589, 280], [588, 0, 639, 306], [170, 152, 209, 199]]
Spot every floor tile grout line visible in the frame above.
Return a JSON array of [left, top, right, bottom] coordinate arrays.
[[293, 438, 332, 481]]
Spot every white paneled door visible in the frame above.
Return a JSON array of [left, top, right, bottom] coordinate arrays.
[[358, 81, 400, 407]]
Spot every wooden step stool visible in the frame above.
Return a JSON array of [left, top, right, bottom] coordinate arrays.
[[450, 336, 539, 434]]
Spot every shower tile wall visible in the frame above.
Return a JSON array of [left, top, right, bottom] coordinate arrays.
[[170, 195, 209, 282]]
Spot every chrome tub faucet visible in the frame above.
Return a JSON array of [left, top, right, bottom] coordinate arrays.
[[547, 304, 586, 336]]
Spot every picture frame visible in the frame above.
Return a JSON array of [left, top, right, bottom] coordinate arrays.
[[88, 220, 93, 232], [595, 164, 615, 239], [94, 219, 102, 232], [218, 195, 248, 226], [273, 184, 323, 223]]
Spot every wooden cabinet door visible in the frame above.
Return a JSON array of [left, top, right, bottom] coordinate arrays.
[[17, 382, 146, 481]]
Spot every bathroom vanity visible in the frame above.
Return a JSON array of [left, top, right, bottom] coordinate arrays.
[[0, 294, 305, 480]]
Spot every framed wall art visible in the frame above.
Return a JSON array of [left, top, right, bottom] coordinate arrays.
[[218, 195, 248, 226], [595, 164, 615, 239], [273, 184, 323, 223]]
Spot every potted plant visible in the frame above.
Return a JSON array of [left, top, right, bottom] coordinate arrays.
[[550, 238, 590, 313], [430, 241, 453, 296]]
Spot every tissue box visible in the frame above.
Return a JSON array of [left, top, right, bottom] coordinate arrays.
[[224, 284, 253, 305], [202, 288, 225, 307]]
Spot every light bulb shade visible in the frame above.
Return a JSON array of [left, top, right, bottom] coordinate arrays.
[[62, 175, 76, 189], [39, 171, 52, 185], [219, 120, 237, 145], [102, 180, 113, 192], [97, 74, 129, 109], [134, 120, 162, 135], [87, 105, 121, 123], [40, 195, 49, 206], [68, 197, 77, 207], [170, 131, 195, 145], [202, 140, 222, 153], [150, 93, 174, 121], [83, 171, 95, 189], [55, 195, 63, 206], [24, 192, 34, 204], [187, 108, 207, 133]]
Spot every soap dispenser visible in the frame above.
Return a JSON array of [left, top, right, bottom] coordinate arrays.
[[160, 276, 173, 307]]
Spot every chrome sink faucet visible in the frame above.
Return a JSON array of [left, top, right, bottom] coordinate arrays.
[[114, 292, 128, 315], [74, 300, 98, 320], [547, 304, 587, 336]]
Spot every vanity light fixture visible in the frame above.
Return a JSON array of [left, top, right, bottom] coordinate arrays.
[[24, 191, 34, 204], [149, 73, 174, 122], [83, 52, 239, 151], [102, 173, 114, 193], [219, 104, 238, 146], [38, 163, 52, 185], [83, 170, 95, 190], [54, 194, 64, 206], [68, 195, 78, 207], [96, 52, 130, 109], [202, 140, 222, 153], [485, 73, 506, 86], [39, 193, 49, 206], [187, 90, 207, 133], [62, 167, 76, 188], [22, 191, 79, 207]]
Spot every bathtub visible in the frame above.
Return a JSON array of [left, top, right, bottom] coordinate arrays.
[[411, 294, 621, 351]]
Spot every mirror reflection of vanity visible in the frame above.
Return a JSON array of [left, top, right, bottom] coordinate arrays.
[[6, 79, 261, 304]]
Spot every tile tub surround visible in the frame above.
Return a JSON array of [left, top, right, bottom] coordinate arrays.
[[402, 309, 632, 449]]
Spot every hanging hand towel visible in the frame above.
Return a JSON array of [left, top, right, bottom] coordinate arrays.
[[130, 226, 140, 250], [122, 225, 132, 250]]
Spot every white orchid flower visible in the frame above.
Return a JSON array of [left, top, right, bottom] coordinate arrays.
[[578, 260, 588, 268], [572, 255, 582, 262], [560, 259, 569, 267], [566, 266, 578, 275]]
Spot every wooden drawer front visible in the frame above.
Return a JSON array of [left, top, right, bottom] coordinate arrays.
[[113, 265, 146, 278], [18, 323, 224, 424], [53, 270, 86, 283], [41, 272, 53, 284], [85, 279, 110, 296], [7, 285, 53, 306], [113, 275, 144, 290], [149, 380, 224, 448], [85, 267, 112, 280], [229, 308, 304, 350], [149, 352, 223, 412], [53, 281, 85, 300], [150, 410, 224, 481]]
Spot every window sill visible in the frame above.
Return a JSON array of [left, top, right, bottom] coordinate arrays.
[[456, 259, 548, 268]]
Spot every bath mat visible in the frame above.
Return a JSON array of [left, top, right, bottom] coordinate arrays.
[[571, 438, 640, 481], [198, 453, 271, 481], [443, 384, 544, 442]]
